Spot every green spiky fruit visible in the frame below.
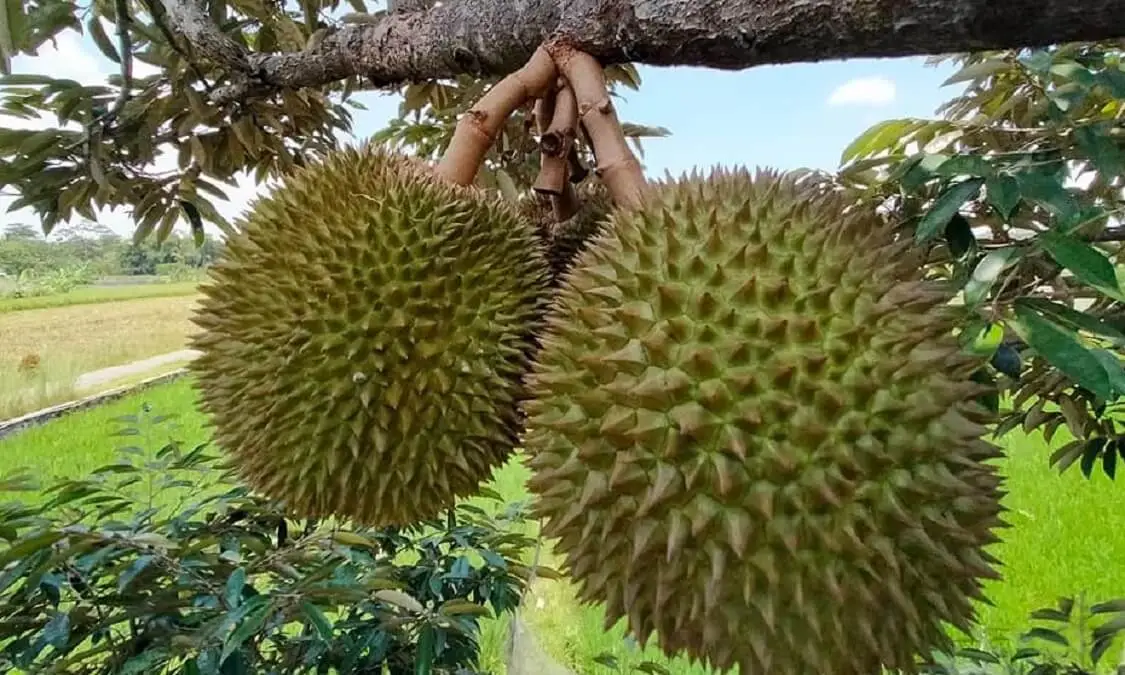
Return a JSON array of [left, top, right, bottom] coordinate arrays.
[[519, 181, 614, 284], [522, 168, 1007, 675], [189, 144, 551, 527]]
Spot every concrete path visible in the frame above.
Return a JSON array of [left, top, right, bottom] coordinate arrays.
[[74, 349, 201, 391]]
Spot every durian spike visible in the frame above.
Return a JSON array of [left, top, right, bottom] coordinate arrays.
[[435, 45, 557, 186], [547, 44, 648, 210]]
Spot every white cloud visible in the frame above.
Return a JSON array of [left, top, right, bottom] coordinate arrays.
[[827, 76, 897, 107]]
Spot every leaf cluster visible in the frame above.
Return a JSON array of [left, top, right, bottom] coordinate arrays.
[[0, 405, 546, 674], [839, 43, 1125, 457]]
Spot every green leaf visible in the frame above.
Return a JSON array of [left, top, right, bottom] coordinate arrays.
[[933, 154, 995, 178], [985, 174, 1020, 220], [415, 624, 436, 675], [839, 119, 915, 165], [900, 153, 951, 192], [915, 178, 983, 244], [179, 200, 204, 245], [942, 58, 1011, 86], [300, 601, 333, 639], [1074, 123, 1125, 178], [86, 16, 120, 64], [225, 567, 246, 608], [1038, 229, 1123, 297], [1090, 349, 1125, 400], [36, 610, 70, 651], [1016, 170, 1078, 221], [966, 322, 1005, 357], [220, 600, 272, 663], [118, 554, 156, 592], [1014, 298, 1125, 346], [1011, 303, 1113, 401]]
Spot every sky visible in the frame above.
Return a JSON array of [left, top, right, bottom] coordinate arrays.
[[0, 24, 963, 239]]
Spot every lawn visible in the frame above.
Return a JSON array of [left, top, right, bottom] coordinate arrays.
[[0, 294, 201, 419], [2, 379, 1124, 673], [0, 280, 201, 313]]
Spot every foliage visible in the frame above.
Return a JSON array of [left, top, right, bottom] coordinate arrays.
[[0, 224, 221, 289], [0, 0, 667, 243], [583, 594, 1125, 675], [4, 262, 94, 297], [840, 42, 1125, 477], [0, 405, 546, 674]]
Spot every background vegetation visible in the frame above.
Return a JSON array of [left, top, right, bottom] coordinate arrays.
[[2, 0, 1125, 671]]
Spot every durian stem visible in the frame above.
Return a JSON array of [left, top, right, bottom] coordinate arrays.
[[533, 81, 581, 222], [546, 44, 647, 211], [434, 46, 557, 186], [532, 85, 568, 196]]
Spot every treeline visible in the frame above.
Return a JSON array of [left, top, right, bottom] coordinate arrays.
[[0, 221, 223, 278]]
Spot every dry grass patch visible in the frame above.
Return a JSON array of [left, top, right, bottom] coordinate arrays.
[[0, 295, 201, 418]]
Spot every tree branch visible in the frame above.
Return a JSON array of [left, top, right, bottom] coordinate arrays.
[[168, 0, 1125, 105], [160, 0, 249, 73]]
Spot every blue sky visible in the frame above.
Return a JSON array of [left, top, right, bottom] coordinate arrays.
[[1, 26, 963, 236]]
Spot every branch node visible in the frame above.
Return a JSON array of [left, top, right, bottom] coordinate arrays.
[[545, 42, 647, 211], [434, 45, 557, 186]]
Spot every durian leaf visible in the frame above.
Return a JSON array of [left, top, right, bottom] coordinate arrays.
[[1022, 626, 1069, 647], [1074, 122, 1125, 179], [964, 246, 1021, 307], [1037, 229, 1125, 300], [932, 154, 995, 178], [915, 178, 984, 244], [87, 16, 120, 64], [1010, 303, 1114, 401], [415, 624, 435, 675], [1090, 349, 1125, 399], [299, 601, 333, 639], [838, 118, 915, 165], [1080, 438, 1106, 478], [941, 58, 1011, 86], [985, 174, 1021, 220], [1014, 298, 1125, 346]]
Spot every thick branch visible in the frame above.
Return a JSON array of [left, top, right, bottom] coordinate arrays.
[[160, 0, 249, 72], [188, 0, 1125, 104]]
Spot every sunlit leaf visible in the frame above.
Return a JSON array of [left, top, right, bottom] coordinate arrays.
[[1011, 302, 1114, 401], [1038, 229, 1123, 298], [915, 178, 984, 244]]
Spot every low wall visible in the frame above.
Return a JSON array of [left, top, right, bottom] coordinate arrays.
[[0, 369, 190, 441]]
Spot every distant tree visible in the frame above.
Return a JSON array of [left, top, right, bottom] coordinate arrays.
[[2, 223, 39, 240]]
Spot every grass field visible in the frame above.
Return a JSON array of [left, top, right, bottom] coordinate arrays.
[[0, 294, 201, 419], [0, 280, 200, 313], [2, 379, 1123, 673]]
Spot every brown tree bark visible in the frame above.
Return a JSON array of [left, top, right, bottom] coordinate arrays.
[[164, 0, 1125, 104]]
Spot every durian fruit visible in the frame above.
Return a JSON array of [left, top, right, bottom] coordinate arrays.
[[521, 167, 1007, 675], [189, 143, 552, 527], [519, 180, 614, 284]]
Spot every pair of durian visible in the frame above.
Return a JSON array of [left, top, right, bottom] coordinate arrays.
[[189, 144, 1006, 675]]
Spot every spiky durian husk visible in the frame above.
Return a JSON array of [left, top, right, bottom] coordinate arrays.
[[521, 167, 1007, 675], [189, 143, 552, 527], [519, 181, 614, 284]]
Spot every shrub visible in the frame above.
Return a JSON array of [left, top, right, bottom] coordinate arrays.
[[0, 406, 546, 674]]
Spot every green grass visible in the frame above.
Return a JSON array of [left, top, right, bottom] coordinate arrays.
[[3, 381, 1125, 673], [0, 281, 201, 313]]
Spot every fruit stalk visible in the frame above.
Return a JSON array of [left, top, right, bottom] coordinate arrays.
[[533, 81, 581, 221], [547, 44, 647, 210], [434, 45, 557, 185]]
